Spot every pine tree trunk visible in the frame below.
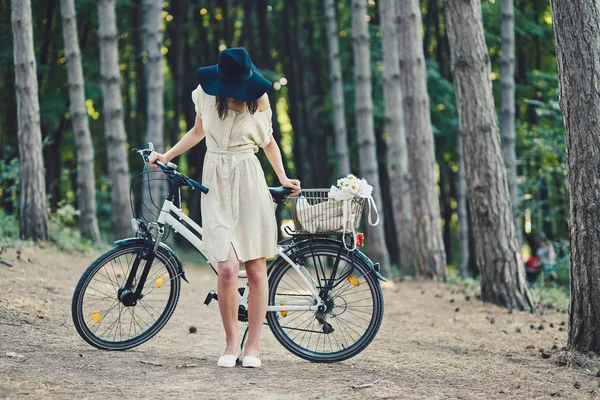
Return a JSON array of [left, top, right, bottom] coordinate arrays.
[[12, 0, 49, 241], [170, 0, 187, 145], [60, 0, 101, 242], [98, 0, 132, 240], [131, 0, 146, 146], [379, 0, 413, 275], [397, 0, 446, 279], [351, 0, 391, 277], [445, 0, 533, 311], [142, 0, 165, 207], [550, 0, 600, 354], [324, 0, 350, 177], [457, 137, 469, 277], [500, 0, 521, 247]]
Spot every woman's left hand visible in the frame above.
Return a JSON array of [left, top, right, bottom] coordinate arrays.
[[280, 177, 301, 195]]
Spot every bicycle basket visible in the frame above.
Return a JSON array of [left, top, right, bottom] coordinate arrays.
[[129, 168, 172, 225], [287, 188, 365, 234]]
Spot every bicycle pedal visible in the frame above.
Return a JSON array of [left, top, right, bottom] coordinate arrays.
[[204, 290, 218, 305]]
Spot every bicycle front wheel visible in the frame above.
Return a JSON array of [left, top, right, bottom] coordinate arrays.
[[266, 240, 384, 362], [72, 243, 181, 350]]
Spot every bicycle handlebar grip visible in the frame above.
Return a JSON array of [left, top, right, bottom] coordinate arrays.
[[166, 161, 178, 169]]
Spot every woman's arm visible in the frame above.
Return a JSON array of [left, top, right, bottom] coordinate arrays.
[[256, 94, 301, 194], [263, 138, 301, 194], [149, 114, 205, 167]]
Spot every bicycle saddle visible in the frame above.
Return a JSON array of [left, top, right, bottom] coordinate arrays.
[[269, 186, 293, 204]]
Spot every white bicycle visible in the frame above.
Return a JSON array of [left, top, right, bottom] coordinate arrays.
[[71, 144, 385, 362]]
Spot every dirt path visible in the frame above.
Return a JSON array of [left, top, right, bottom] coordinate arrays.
[[0, 245, 597, 399]]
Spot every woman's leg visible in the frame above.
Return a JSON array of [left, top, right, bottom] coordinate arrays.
[[243, 257, 268, 357], [217, 246, 240, 355]]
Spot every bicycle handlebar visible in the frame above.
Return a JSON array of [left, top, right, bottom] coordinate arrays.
[[133, 143, 209, 194]]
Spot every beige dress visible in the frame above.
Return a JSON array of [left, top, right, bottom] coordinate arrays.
[[192, 84, 278, 263]]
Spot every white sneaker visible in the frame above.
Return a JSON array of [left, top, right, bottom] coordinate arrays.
[[217, 354, 238, 368], [241, 356, 261, 368]]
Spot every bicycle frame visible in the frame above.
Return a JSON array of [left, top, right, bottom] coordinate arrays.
[[155, 198, 325, 312]]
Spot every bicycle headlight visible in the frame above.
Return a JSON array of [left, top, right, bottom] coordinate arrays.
[[131, 218, 140, 233]]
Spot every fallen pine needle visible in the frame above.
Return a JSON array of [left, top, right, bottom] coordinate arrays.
[[140, 360, 162, 367]]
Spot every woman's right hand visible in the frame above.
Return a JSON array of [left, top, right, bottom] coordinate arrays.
[[148, 151, 170, 169]]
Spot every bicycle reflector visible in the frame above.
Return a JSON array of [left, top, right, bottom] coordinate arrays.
[[92, 312, 101, 324], [356, 233, 365, 246]]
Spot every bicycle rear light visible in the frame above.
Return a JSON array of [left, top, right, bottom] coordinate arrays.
[[356, 232, 364, 246]]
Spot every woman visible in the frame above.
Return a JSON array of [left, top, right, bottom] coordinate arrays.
[[149, 48, 301, 368]]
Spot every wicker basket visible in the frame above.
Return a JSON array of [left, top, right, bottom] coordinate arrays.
[[287, 188, 366, 234]]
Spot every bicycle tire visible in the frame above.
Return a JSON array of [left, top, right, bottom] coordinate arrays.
[[72, 243, 181, 350], [266, 240, 384, 362]]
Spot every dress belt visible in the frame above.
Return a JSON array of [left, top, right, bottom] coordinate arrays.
[[207, 149, 255, 156]]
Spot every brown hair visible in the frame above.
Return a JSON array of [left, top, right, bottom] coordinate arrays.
[[216, 96, 258, 119]]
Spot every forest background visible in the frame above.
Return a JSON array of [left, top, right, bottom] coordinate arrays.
[[0, 0, 566, 284]]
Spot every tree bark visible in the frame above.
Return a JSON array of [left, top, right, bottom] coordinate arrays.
[[131, 0, 146, 146], [169, 0, 188, 146], [351, 0, 391, 277], [60, 0, 101, 242], [500, 0, 521, 247], [98, 0, 132, 240], [457, 137, 469, 277], [397, 0, 446, 279], [11, 0, 49, 241], [379, 0, 413, 275], [142, 0, 166, 209], [445, 0, 533, 311], [550, 0, 600, 354], [324, 0, 350, 177]]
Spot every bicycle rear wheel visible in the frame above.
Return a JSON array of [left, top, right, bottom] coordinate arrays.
[[266, 240, 384, 362], [72, 243, 181, 350]]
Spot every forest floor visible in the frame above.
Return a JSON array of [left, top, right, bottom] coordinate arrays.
[[0, 244, 599, 400]]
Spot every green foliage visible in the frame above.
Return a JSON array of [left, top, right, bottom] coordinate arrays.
[[0, 208, 20, 240], [48, 204, 101, 252], [530, 282, 570, 313], [446, 271, 481, 296], [447, 269, 570, 312], [0, 156, 19, 211]]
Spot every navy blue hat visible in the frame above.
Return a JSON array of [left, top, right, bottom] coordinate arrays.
[[196, 47, 272, 102]]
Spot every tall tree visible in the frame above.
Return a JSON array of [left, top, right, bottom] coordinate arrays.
[[379, 0, 413, 274], [500, 0, 521, 246], [98, 0, 132, 239], [142, 0, 165, 205], [167, 0, 188, 145], [397, 0, 446, 279], [324, 0, 350, 177], [11, 0, 49, 241], [60, 0, 101, 242], [445, 0, 533, 311], [551, 0, 600, 353], [351, 0, 391, 276], [457, 137, 469, 277]]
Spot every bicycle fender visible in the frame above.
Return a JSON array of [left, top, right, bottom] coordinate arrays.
[[114, 237, 189, 284], [354, 252, 387, 283], [278, 238, 388, 282]]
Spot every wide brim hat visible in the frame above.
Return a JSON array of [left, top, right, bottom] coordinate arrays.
[[196, 47, 272, 102]]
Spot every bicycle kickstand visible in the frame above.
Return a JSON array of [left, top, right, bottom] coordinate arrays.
[[238, 326, 249, 356]]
